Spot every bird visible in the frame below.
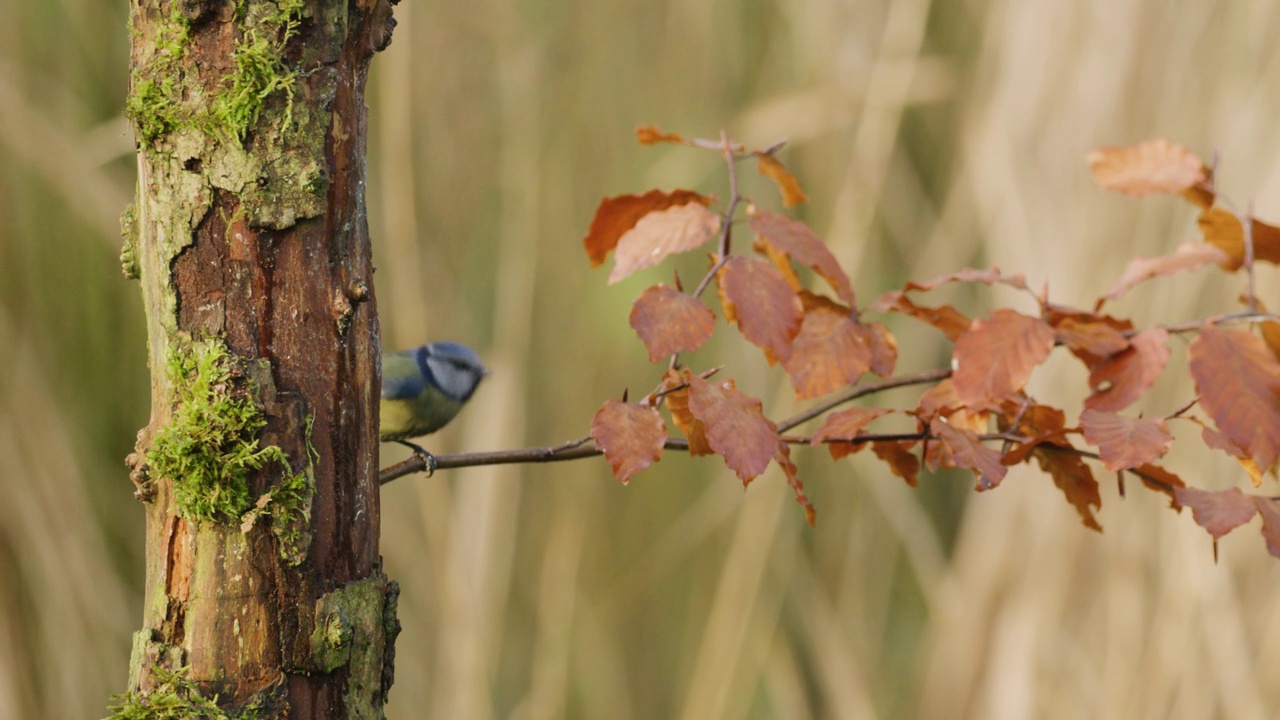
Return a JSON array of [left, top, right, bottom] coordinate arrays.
[[380, 341, 488, 474]]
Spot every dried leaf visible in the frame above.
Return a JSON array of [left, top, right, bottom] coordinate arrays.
[[1197, 208, 1280, 271], [899, 266, 1029, 293], [636, 124, 686, 145], [1133, 463, 1185, 509], [1189, 324, 1280, 473], [686, 372, 779, 485], [1052, 316, 1131, 360], [756, 154, 809, 207], [630, 284, 716, 362], [871, 441, 920, 487], [1104, 241, 1230, 301], [1087, 139, 1207, 197], [590, 400, 668, 484], [812, 407, 892, 460], [748, 209, 852, 304], [610, 203, 722, 283], [663, 370, 712, 456], [718, 256, 803, 363], [1252, 497, 1280, 558], [1080, 409, 1173, 471], [775, 442, 816, 526], [783, 294, 872, 398], [1174, 486, 1257, 540], [1085, 328, 1170, 412], [870, 292, 971, 340], [584, 189, 711, 267], [952, 309, 1055, 406], [1033, 447, 1102, 532], [932, 418, 1007, 490], [1199, 424, 1263, 486], [867, 322, 898, 377]]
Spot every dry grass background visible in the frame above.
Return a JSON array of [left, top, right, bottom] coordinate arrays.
[[4, 1, 1280, 718]]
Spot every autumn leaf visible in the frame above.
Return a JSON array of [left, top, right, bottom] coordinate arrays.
[[952, 309, 1055, 407], [1103, 241, 1230, 301], [931, 418, 1007, 490], [1079, 409, 1172, 471], [1188, 324, 1280, 473], [775, 442, 816, 526], [1034, 448, 1102, 532], [590, 400, 668, 484], [1087, 139, 1207, 197], [1198, 424, 1263, 486], [686, 372, 779, 485], [718, 256, 803, 363], [610, 202, 722, 284], [583, 189, 711, 267], [756, 154, 809, 207], [630, 284, 716, 362], [1052, 316, 1131, 361], [899, 266, 1029, 294], [747, 209, 853, 304], [1196, 208, 1280, 271], [812, 407, 892, 460], [663, 370, 712, 456], [782, 294, 873, 398], [1174, 486, 1257, 541], [1253, 497, 1280, 558], [866, 322, 898, 377], [1133, 463, 1185, 509], [1084, 327, 1170, 412], [870, 292, 971, 340], [915, 379, 988, 434], [872, 441, 920, 487], [636, 124, 686, 145]]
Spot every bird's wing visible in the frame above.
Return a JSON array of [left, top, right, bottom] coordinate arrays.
[[381, 353, 426, 399]]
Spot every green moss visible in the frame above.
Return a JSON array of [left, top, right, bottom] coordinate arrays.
[[121, 202, 141, 280], [310, 578, 396, 718], [146, 338, 298, 523], [127, 1, 305, 144], [106, 666, 234, 720]]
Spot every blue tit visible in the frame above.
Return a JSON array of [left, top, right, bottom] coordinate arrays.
[[381, 342, 488, 472]]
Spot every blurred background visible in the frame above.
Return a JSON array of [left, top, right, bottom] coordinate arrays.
[[5, 1, 1280, 718]]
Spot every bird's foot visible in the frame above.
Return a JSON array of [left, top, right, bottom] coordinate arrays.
[[396, 440, 437, 477]]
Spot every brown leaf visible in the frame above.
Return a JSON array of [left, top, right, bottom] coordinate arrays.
[[629, 284, 716, 362], [1199, 424, 1263, 486], [1133, 463, 1185, 509], [1085, 327, 1170, 412], [610, 203, 722, 283], [866, 322, 898, 377], [636, 124, 686, 145], [1252, 497, 1280, 558], [783, 294, 872, 398], [1033, 447, 1102, 532], [900, 266, 1029, 293], [590, 400, 668, 484], [756, 155, 809, 207], [1087, 139, 1207, 197], [931, 418, 1007, 490], [1189, 324, 1280, 473], [812, 407, 892, 460], [871, 441, 920, 487], [748, 209, 853, 304], [1052, 316, 1131, 360], [686, 372, 779, 485], [1197, 208, 1280, 271], [584, 189, 711, 267], [663, 370, 712, 456], [1104, 241, 1230, 301], [775, 442, 816, 526], [952, 309, 1055, 406], [870, 292, 971, 340], [718, 256, 803, 363], [1079, 409, 1172, 471], [1174, 486, 1257, 540]]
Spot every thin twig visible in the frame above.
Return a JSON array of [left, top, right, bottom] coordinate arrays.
[[776, 367, 952, 432]]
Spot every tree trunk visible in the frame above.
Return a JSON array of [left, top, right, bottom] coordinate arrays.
[[117, 1, 398, 717]]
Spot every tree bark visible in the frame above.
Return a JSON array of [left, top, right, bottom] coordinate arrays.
[[118, 1, 398, 717]]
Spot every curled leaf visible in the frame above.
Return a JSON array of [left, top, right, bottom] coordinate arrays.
[[1104, 241, 1230, 301], [748, 209, 852, 304], [1084, 328, 1170, 412], [756, 154, 809, 207], [1087, 139, 1207, 197]]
